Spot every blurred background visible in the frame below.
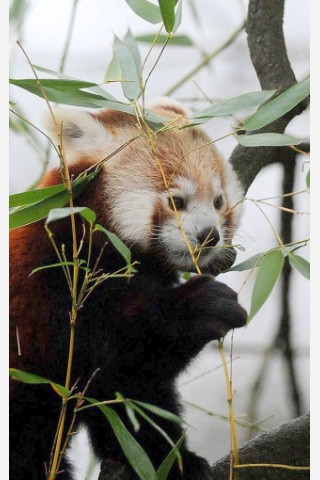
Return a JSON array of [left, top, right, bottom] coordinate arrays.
[[9, 1, 310, 478]]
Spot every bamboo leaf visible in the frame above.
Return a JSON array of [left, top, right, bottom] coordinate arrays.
[[32, 64, 85, 81], [158, 0, 176, 33], [10, 183, 67, 208], [45, 207, 88, 224], [124, 29, 142, 73], [132, 400, 185, 425], [10, 75, 167, 127], [9, 368, 70, 398], [103, 54, 122, 82], [84, 397, 157, 480], [249, 249, 284, 321], [45, 207, 96, 225], [306, 170, 310, 188], [79, 208, 96, 225], [173, 0, 182, 33], [288, 253, 310, 280], [113, 36, 142, 100], [235, 133, 304, 147], [189, 91, 275, 123], [30, 261, 88, 276], [94, 224, 131, 265], [128, 402, 183, 470], [156, 433, 186, 480], [9, 78, 134, 112], [124, 0, 162, 24], [9, 170, 100, 230], [227, 253, 265, 272], [242, 77, 310, 131], [116, 393, 141, 433], [136, 34, 193, 46]]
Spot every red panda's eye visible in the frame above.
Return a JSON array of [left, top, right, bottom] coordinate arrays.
[[214, 195, 223, 210], [169, 197, 185, 210]]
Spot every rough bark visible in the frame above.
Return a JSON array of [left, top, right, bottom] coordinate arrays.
[[211, 413, 310, 479]]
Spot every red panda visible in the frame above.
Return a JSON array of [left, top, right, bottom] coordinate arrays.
[[10, 98, 247, 480]]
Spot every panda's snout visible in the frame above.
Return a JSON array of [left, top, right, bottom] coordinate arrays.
[[197, 227, 220, 247]]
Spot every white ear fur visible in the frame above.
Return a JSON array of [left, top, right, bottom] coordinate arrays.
[[45, 108, 110, 164]]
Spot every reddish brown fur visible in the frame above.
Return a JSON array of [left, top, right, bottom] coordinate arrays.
[[10, 157, 107, 379], [93, 109, 137, 136]]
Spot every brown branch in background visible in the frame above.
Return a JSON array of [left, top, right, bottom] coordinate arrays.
[[212, 413, 310, 480], [276, 154, 303, 417], [229, 0, 309, 194], [219, 0, 310, 474], [245, 150, 305, 432]]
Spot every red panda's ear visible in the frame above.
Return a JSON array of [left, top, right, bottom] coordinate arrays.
[[147, 97, 191, 119], [44, 108, 110, 164]]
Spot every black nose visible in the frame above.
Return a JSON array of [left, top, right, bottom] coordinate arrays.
[[198, 227, 220, 247]]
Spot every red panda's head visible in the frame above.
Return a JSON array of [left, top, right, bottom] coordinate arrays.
[[46, 98, 244, 274]]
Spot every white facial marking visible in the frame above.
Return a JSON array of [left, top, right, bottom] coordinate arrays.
[[159, 175, 228, 270], [174, 176, 197, 197], [111, 189, 157, 250], [213, 176, 222, 193]]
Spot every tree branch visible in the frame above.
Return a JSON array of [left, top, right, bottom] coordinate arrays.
[[229, 0, 309, 193], [211, 413, 310, 479]]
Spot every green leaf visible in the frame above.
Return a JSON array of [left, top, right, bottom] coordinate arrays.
[[116, 393, 141, 433], [132, 400, 185, 425], [128, 402, 183, 470], [189, 91, 275, 124], [158, 0, 176, 33], [227, 253, 265, 272], [45, 207, 96, 225], [45, 207, 88, 224], [9, 170, 100, 230], [288, 253, 310, 280], [84, 397, 157, 480], [113, 35, 142, 100], [94, 224, 132, 265], [79, 207, 96, 224], [242, 77, 310, 131], [173, 0, 182, 33], [124, 0, 162, 24], [10, 78, 134, 112], [10, 183, 67, 208], [306, 170, 310, 188], [249, 249, 284, 321], [10, 74, 168, 128], [156, 433, 186, 480], [136, 33, 193, 46], [30, 260, 88, 276], [9, 368, 70, 398], [10, 78, 107, 106], [235, 133, 304, 147], [32, 64, 85, 81], [9, 0, 29, 27], [104, 54, 122, 83], [124, 29, 142, 73]]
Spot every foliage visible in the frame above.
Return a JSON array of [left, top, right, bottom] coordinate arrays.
[[9, 0, 310, 478]]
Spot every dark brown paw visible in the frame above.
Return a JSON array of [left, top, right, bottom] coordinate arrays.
[[173, 275, 247, 339]]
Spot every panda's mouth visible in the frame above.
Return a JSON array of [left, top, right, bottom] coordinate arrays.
[[163, 245, 218, 270]]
